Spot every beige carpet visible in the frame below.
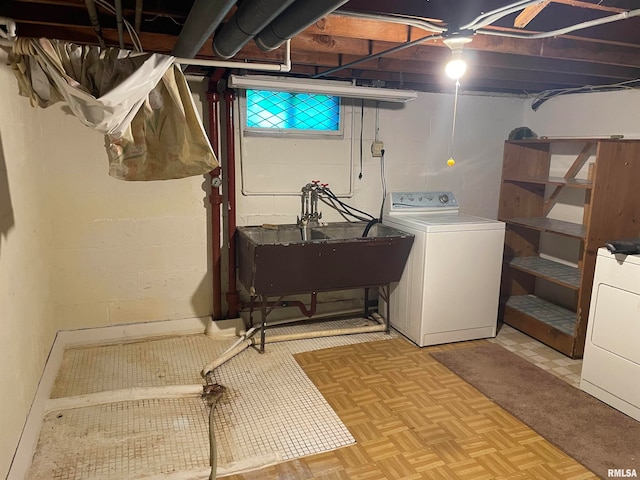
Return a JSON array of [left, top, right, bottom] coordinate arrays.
[[432, 343, 640, 480]]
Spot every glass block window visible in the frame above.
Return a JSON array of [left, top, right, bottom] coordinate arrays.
[[245, 89, 340, 132]]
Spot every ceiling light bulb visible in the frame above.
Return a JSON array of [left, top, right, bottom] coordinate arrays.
[[445, 58, 467, 80]]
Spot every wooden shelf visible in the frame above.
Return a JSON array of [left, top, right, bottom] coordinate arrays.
[[499, 138, 640, 358], [509, 256, 580, 290], [506, 295, 576, 336], [504, 217, 586, 239], [503, 176, 592, 188]]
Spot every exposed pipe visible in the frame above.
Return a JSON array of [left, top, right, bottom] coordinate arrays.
[[201, 315, 385, 376], [255, 0, 351, 51], [83, 1, 107, 49], [272, 293, 318, 318], [252, 322, 385, 346], [114, 0, 124, 48], [334, 10, 447, 34], [224, 90, 241, 319], [134, 0, 143, 34], [207, 80, 223, 320], [313, 33, 442, 79], [212, 0, 297, 59], [0, 17, 17, 39], [476, 7, 640, 39], [176, 39, 291, 72], [202, 332, 257, 376], [172, 0, 237, 58], [203, 384, 225, 480], [461, 0, 543, 30]]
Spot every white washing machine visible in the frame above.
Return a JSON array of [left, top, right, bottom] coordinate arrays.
[[382, 191, 505, 347], [580, 247, 640, 422]]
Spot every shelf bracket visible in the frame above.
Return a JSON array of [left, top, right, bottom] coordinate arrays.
[[543, 142, 594, 215]]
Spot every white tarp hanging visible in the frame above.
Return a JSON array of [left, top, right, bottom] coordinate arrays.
[[7, 38, 218, 181]]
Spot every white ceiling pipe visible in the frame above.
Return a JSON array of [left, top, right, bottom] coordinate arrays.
[[476, 8, 640, 39], [212, 0, 297, 59], [175, 39, 291, 72], [0, 17, 17, 39], [460, 0, 545, 30], [255, 0, 351, 51]]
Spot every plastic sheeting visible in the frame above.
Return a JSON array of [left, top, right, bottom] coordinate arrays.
[[7, 38, 218, 181]]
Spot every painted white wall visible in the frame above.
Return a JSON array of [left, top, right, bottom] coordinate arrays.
[[524, 89, 640, 140], [523, 89, 640, 227], [43, 102, 212, 330], [0, 53, 56, 479], [0, 67, 213, 477], [236, 91, 525, 225]]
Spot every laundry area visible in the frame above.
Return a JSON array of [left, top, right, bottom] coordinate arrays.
[[3, 2, 640, 480]]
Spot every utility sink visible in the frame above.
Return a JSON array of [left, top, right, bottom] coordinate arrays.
[[237, 222, 414, 296]]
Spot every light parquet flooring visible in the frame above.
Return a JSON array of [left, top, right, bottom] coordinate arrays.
[[222, 337, 595, 480]]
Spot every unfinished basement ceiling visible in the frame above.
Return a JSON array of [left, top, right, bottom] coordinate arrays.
[[3, 0, 640, 95]]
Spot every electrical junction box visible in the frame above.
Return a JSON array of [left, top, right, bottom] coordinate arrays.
[[371, 141, 384, 157]]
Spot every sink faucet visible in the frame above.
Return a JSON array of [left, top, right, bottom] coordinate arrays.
[[297, 181, 324, 227]]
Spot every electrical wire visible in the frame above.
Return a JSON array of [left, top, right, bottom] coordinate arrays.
[[448, 80, 460, 160], [474, 8, 640, 40], [461, 0, 544, 30], [94, 0, 143, 51], [530, 78, 640, 110], [379, 149, 387, 222], [358, 99, 364, 179]]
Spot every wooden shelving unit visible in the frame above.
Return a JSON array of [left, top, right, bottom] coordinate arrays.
[[498, 138, 640, 358]]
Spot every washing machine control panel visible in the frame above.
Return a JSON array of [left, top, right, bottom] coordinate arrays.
[[387, 191, 458, 211]]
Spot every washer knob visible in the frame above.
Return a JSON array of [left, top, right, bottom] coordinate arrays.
[[439, 194, 449, 204]]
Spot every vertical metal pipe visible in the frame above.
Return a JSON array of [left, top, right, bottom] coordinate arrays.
[[134, 0, 143, 34], [224, 90, 241, 318], [114, 0, 124, 48], [207, 80, 223, 320], [84, 0, 107, 48]]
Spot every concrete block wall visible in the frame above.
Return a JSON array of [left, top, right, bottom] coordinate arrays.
[[235, 92, 526, 225], [39, 106, 212, 330], [0, 53, 56, 479]]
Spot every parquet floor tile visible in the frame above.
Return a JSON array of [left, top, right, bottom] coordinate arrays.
[[222, 337, 596, 480]]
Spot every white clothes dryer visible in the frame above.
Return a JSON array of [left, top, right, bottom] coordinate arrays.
[[382, 191, 505, 347], [580, 247, 640, 422]]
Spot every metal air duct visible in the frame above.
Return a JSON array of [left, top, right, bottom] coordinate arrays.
[[212, 0, 296, 59], [172, 0, 237, 58], [255, 0, 350, 51]]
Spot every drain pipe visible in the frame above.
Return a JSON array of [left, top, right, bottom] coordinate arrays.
[[224, 90, 241, 319], [201, 314, 386, 376], [212, 0, 297, 59], [114, 0, 124, 48], [172, 0, 238, 58], [83, 1, 107, 48], [202, 383, 226, 480], [207, 77, 223, 319], [255, 0, 350, 51]]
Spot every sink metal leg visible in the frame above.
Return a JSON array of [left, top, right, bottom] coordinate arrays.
[[379, 284, 391, 334], [364, 287, 369, 318], [259, 295, 268, 353]]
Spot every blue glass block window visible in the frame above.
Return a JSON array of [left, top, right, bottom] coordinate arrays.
[[246, 89, 340, 131]]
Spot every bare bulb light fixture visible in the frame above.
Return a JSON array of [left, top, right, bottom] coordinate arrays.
[[443, 35, 473, 80], [443, 34, 473, 166]]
